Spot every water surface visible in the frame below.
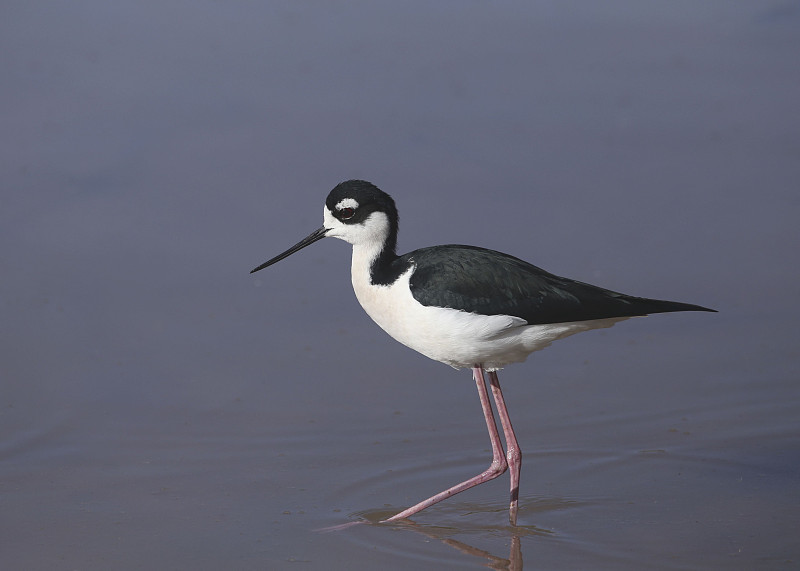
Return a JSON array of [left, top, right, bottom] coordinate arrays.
[[2, 2, 798, 569]]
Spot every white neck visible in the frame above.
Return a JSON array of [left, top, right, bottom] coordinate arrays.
[[350, 238, 385, 290]]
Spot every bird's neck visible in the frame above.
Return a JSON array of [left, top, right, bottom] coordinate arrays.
[[351, 238, 401, 288]]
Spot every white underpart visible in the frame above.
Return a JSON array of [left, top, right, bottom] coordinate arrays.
[[325, 208, 628, 371]]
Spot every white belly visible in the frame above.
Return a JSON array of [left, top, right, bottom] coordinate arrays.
[[351, 255, 626, 370]]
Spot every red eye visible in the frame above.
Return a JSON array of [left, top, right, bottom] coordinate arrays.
[[340, 207, 355, 219]]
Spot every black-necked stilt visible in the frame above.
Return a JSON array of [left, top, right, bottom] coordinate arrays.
[[251, 180, 715, 525]]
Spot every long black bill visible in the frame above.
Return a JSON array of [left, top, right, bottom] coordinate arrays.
[[250, 227, 329, 274]]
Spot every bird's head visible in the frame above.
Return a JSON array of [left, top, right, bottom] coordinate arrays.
[[250, 180, 398, 274]]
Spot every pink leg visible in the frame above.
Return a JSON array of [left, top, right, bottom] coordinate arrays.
[[487, 370, 522, 525], [382, 366, 508, 522]]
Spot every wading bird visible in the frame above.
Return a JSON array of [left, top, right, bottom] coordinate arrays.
[[251, 180, 714, 525]]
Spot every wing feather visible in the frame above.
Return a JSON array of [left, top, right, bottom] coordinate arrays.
[[403, 245, 712, 325]]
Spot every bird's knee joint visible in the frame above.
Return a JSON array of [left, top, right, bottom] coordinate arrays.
[[488, 458, 508, 477]]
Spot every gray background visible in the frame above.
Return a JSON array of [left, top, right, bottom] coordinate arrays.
[[2, 2, 798, 569]]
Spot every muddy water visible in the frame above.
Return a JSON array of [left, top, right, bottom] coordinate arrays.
[[2, 2, 798, 569]]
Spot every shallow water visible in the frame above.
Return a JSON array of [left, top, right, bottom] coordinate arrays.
[[2, 2, 799, 569]]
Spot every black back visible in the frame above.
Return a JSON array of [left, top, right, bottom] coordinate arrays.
[[398, 245, 714, 325]]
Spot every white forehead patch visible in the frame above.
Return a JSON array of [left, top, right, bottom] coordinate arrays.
[[335, 198, 359, 211]]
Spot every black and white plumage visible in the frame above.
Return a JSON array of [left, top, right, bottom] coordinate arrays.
[[251, 179, 715, 525]]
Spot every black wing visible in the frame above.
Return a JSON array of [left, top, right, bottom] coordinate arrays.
[[403, 245, 714, 325]]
